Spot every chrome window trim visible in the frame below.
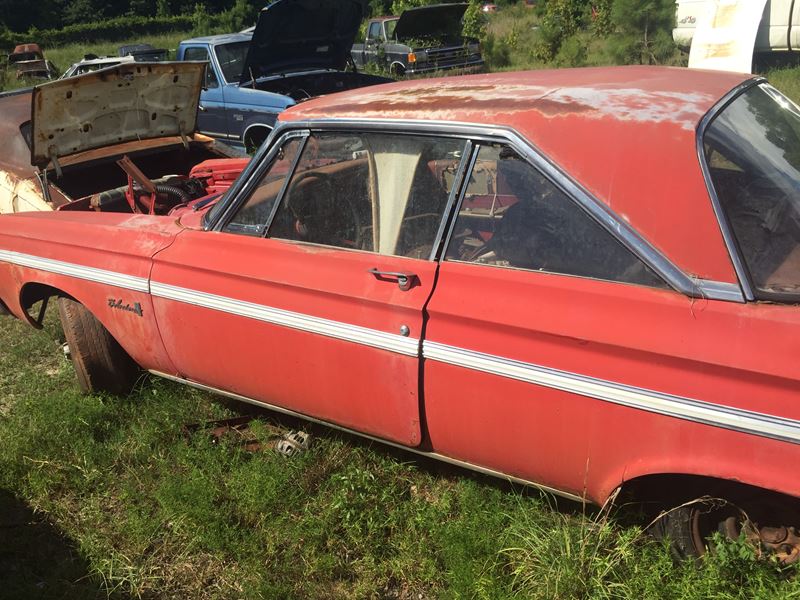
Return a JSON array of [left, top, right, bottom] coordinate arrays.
[[694, 279, 744, 303], [695, 77, 764, 302], [210, 129, 309, 232], [261, 135, 308, 238], [429, 139, 475, 261], [437, 142, 480, 262], [208, 118, 741, 301], [262, 130, 474, 256]]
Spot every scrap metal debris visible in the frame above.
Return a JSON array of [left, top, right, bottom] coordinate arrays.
[[182, 415, 312, 456]]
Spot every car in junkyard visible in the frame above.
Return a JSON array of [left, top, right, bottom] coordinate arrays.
[[176, 0, 391, 150], [60, 54, 137, 78], [0, 62, 247, 214], [351, 3, 484, 76], [118, 43, 169, 62], [7, 43, 58, 80], [1, 66, 800, 561]]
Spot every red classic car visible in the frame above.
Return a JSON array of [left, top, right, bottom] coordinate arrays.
[[1, 66, 799, 561]]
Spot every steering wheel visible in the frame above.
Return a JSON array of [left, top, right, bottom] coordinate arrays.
[[287, 171, 363, 249]]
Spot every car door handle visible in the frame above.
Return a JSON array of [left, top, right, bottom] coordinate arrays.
[[368, 268, 417, 291], [198, 104, 207, 112]]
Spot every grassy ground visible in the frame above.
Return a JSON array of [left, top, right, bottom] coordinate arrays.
[[2, 311, 800, 598]]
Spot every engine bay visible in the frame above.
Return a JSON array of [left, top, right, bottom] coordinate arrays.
[[60, 156, 250, 217]]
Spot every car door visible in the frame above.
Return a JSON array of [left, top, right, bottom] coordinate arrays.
[[363, 21, 383, 65], [182, 46, 228, 140], [150, 129, 469, 446]]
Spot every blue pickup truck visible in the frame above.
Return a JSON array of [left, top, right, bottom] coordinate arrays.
[[177, 0, 391, 151]]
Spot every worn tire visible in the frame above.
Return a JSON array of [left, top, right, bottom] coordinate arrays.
[[649, 500, 743, 560], [57, 297, 140, 395]]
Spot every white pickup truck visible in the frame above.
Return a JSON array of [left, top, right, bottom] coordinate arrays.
[[674, 0, 800, 51]]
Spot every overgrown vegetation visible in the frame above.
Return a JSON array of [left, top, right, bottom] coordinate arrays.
[[0, 0, 263, 37], [2, 309, 800, 597]]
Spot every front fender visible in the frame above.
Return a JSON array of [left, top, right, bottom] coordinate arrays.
[[0, 212, 183, 375]]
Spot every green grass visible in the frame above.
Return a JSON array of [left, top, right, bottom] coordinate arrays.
[[2, 310, 800, 598]]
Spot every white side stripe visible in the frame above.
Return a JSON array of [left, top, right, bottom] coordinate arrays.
[[0, 249, 149, 293], [3, 249, 798, 444], [150, 281, 420, 356], [423, 340, 800, 444]]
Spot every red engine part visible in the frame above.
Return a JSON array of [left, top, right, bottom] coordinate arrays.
[[189, 158, 251, 194]]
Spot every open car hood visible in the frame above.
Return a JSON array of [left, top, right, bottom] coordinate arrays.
[[394, 2, 468, 40], [30, 62, 204, 169], [240, 0, 363, 85]]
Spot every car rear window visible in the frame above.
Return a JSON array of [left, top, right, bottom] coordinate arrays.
[[445, 144, 667, 288], [704, 83, 800, 302]]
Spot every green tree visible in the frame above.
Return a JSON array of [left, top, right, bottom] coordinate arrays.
[[607, 0, 676, 64], [462, 0, 486, 39], [217, 0, 257, 32], [533, 0, 589, 61], [191, 2, 213, 35]]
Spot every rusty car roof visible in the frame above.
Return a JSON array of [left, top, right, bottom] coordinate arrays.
[[282, 66, 753, 282]]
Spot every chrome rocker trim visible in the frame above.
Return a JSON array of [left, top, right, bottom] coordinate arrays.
[[149, 369, 587, 504]]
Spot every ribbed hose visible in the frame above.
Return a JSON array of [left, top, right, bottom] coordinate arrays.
[[154, 183, 192, 203]]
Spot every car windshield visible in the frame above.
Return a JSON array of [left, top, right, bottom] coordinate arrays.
[[214, 41, 250, 83], [704, 83, 800, 302]]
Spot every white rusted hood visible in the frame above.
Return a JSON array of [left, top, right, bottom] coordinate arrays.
[[30, 62, 205, 168]]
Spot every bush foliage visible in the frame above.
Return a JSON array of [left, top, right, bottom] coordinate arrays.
[[0, 15, 191, 50]]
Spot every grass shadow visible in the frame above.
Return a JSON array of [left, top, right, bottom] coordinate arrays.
[[0, 489, 131, 600]]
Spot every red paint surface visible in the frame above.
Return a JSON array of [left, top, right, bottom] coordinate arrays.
[[150, 231, 431, 446], [424, 261, 800, 501]]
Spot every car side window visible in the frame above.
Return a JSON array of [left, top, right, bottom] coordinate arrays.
[[445, 144, 667, 288], [224, 137, 303, 236], [368, 22, 382, 40], [267, 132, 466, 258], [183, 46, 218, 89]]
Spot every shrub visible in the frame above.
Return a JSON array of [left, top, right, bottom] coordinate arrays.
[[555, 33, 587, 67], [607, 0, 677, 64], [533, 0, 590, 61], [482, 33, 511, 69], [0, 15, 192, 50]]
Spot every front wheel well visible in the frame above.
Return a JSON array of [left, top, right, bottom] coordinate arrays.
[[19, 282, 72, 328]]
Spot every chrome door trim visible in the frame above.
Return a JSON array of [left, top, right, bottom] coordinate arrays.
[[150, 280, 420, 356], [423, 340, 800, 445]]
